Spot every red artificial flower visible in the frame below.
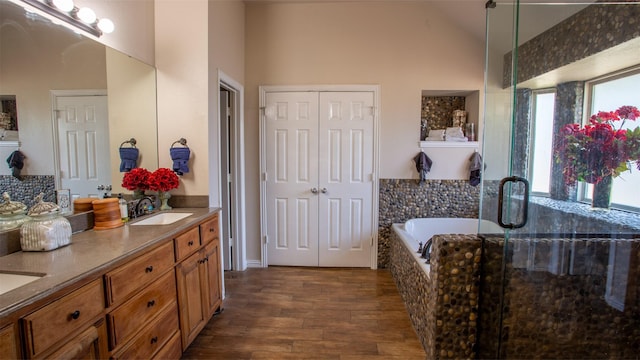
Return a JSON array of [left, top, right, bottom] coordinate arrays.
[[554, 105, 640, 185], [122, 168, 151, 191], [616, 105, 640, 121], [148, 168, 180, 192]]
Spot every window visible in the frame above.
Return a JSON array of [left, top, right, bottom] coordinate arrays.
[[585, 70, 640, 211], [530, 90, 556, 194]]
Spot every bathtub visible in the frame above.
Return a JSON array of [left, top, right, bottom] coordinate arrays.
[[392, 218, 503, 275]]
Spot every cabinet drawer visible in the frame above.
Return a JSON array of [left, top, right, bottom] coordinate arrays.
[[111, 303, 179, 360], [105, 241, 174, 306], [22, 279, 104, 357], [152, 330, 182, 360], [199, 213, 219, 245], [108, 270, 177, 349], [174, 226, 200, 262]]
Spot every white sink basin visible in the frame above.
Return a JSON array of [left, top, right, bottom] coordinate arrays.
[[131, 212, 193, 226], [0, 272, 44, 296]]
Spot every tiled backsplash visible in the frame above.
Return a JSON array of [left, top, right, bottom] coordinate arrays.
[[0, 175, 55, 207]]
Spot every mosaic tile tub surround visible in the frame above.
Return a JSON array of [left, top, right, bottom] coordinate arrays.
[[390, 227, 640, 359], [390, 230, 482, 359], [378, 179, 480, 268]]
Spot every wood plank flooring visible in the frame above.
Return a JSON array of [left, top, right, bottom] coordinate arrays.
[[181, 267, 426, 359]]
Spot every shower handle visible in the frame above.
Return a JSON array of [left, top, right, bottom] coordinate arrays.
[[497, 176, 529, 229]]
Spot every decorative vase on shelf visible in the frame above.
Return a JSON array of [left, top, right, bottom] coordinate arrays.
[[132, 189, 145, 200], [591, 175, 612, 210], [158, 191, 172, 211]]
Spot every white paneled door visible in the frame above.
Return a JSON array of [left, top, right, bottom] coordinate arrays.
[[265, 91, 375, 267], [55, 95, 110, 199]]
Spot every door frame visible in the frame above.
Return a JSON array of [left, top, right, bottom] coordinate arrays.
[[216, 70, 247, 272], [51, 89, 108, 192], [258, 85, 381, 269]]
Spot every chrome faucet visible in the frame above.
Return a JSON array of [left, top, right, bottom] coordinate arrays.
[[131, 196, 155, 219], [421, 238, 433, 264]]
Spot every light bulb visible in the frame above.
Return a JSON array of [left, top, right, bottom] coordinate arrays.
[[52, 0, 74, 12], [77, 7, 97, 24], [97, 18, 115, 33]]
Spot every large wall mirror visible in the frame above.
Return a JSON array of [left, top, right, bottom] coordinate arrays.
[[0, 0, 157, 201]]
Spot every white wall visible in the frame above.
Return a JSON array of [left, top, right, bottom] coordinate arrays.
[[155, 0, 210, 196], [243, 1, 486, 263], [154, 0, 245, 201], [208, 0, 246, 206]]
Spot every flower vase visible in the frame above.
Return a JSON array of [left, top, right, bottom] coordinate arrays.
[[132, 189, 145, 200], [591, 175, 612, 210], [158, 191, 172, 211]]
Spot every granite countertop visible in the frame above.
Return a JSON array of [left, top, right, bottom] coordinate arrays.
[[0, 207, 220, 319]]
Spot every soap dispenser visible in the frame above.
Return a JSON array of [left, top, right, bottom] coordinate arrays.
[[118, 194, 129, 223]]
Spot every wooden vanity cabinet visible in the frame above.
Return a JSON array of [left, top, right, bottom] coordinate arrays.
[[20, 278, 107, 359], [175, 212, 222, 350], [6, 211, 221, 360]]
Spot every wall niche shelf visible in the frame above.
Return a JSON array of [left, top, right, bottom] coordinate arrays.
[[419, 141, 478, 149]]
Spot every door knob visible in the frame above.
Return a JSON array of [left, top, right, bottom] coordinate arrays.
[[321, 188, 328, 194], [311, 188, 318, 194]]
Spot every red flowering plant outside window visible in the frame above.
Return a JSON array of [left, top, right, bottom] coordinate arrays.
[[554, 105, 640, 185], [148, 168, 180, 192], [121, 167, 152, 191]]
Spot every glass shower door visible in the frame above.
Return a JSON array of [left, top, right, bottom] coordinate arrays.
[[479, 1, 640, 358]]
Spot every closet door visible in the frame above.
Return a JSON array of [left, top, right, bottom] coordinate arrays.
[[264, 90, 375, 267], [318, 92, 374, 267], [265, 92, 320, 266]]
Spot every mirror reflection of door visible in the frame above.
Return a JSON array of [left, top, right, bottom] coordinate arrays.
[[54, 92, 110, 199]]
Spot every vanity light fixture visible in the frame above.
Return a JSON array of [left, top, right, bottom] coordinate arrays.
[[13, 0, 114, 37]]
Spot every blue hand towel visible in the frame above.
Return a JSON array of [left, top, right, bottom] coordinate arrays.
[[119, 147, 139, 172], [170, 147, 190, 175]]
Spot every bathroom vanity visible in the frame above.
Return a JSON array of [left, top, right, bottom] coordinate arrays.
[[0, 208, 221, 359]]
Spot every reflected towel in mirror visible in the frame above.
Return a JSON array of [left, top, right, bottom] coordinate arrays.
[[119, 147, 139, 172], [6, 150, 25, 179]]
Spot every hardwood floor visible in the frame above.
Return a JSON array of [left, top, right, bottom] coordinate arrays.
[[181, 267, 426, 359]]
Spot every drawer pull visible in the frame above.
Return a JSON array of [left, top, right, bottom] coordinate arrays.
[[151, 336, 158, 344], [188, 240, 194, 246], [147, 300, 156, 308], [145, 265, 154, 273], [70, 310, 81, 320], [209, 228, 214, 232]]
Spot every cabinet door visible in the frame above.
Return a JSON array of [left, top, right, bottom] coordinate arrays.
[[175, 250, 206, 350], [0, 324, 18, 359], [42, 318, 108, 360], [202, 240, 222, 319]]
